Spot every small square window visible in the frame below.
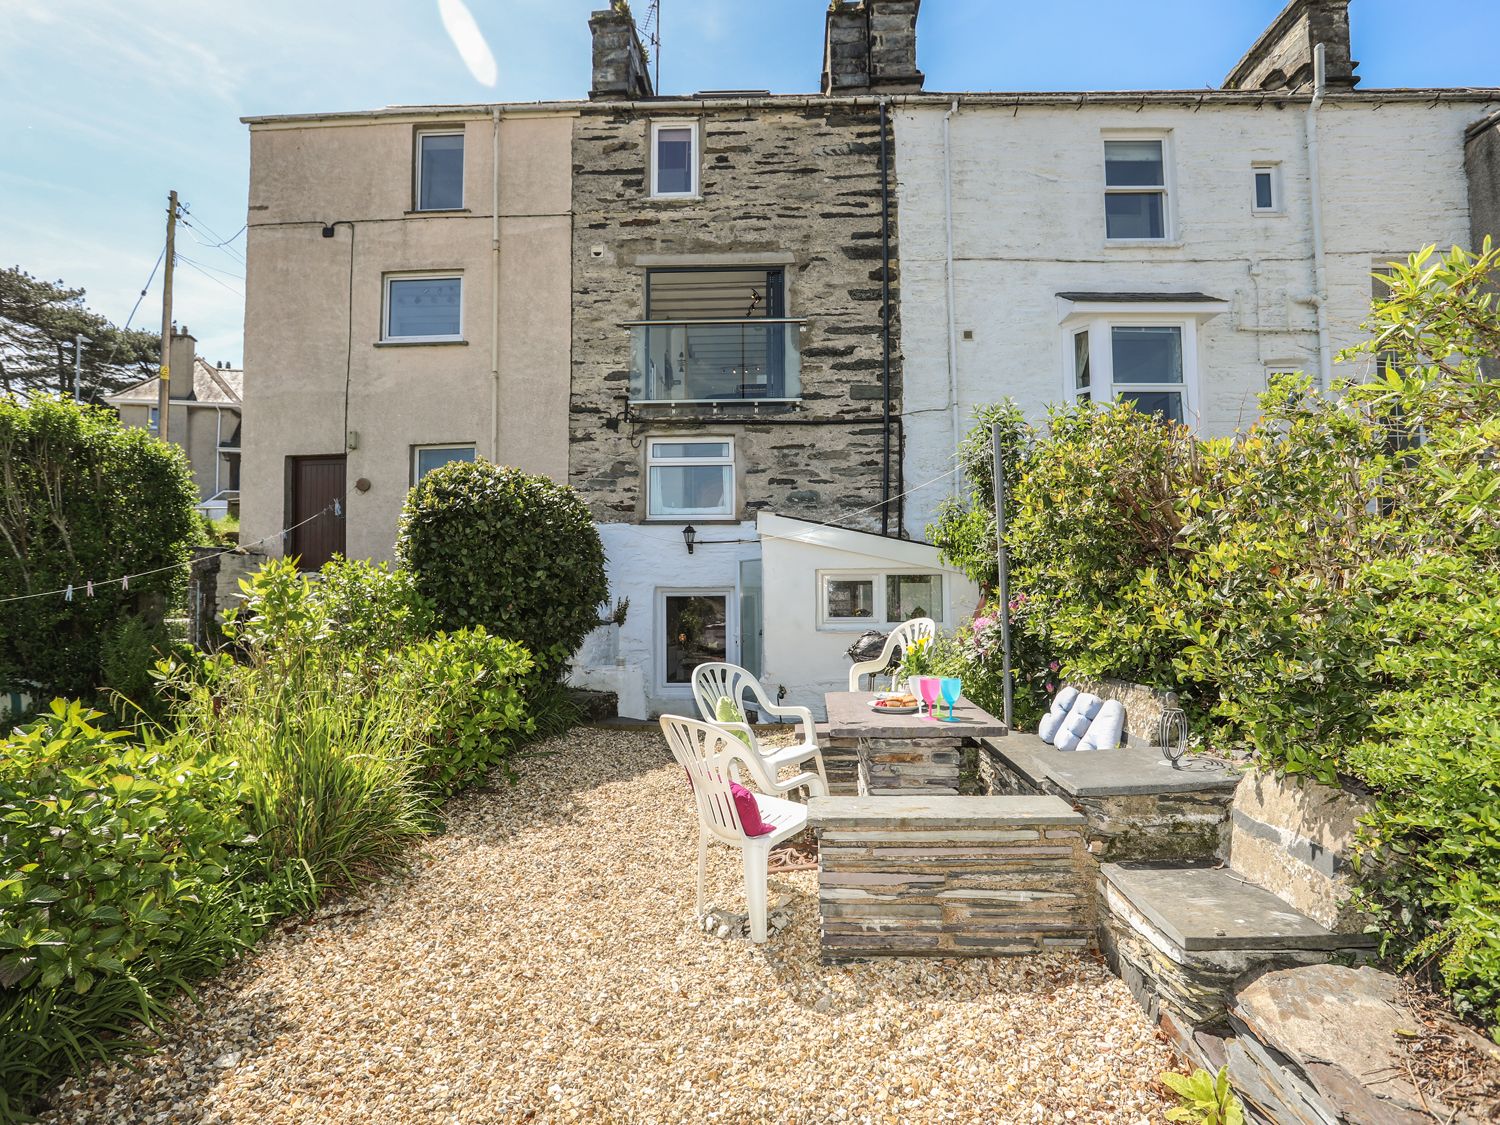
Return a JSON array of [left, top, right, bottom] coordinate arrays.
[[1252, 163, 1281, 213], [415, 131, 464, 211], [1104, 138, 1169, 240], [646, 437, 733, 519], [650, 121, 698, 198], [384, 275, 463, 341], [412, 444, 476, 483]]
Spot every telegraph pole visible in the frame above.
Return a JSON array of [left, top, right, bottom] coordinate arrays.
[[157, 190, 178, 441]]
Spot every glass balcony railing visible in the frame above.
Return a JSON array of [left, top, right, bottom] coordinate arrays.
[[626, 319, 803, 403]]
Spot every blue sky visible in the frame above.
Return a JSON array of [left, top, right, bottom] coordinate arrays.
[[2, 0, 1496, 365]]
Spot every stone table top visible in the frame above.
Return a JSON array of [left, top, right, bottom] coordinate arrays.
[[823, 691, 1008, 740], [984, 732, 1242, 797]]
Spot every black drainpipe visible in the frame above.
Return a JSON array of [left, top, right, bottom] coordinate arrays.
[[879, 99, 893, 535]]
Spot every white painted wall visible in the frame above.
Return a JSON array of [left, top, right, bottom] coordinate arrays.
[[757, 513, 982, 721], [571, 521, 760, 720], [895, 96, 1498, 537]]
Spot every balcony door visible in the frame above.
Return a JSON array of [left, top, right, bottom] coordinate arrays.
[[640, 267, 790, 401]]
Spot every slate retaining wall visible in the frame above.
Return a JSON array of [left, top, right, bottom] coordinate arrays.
[[809, 796, 1093, 958]]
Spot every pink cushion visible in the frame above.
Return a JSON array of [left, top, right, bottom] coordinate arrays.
[[731, 782, 775, 836], [684, 771, 775, 836]]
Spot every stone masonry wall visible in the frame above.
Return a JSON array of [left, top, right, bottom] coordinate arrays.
[[811, 796, 1093, 958], [571, 102, 901, 529]]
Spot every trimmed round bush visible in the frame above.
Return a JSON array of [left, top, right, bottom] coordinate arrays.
[[396, 460, 608, 674]]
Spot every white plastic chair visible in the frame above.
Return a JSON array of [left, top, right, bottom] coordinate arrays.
[[847, 617, 938, 691], [690, 662, 828, 797], [660, 715, 809, 943]]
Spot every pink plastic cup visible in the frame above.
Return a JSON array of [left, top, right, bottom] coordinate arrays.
[[914, 676, 941, 720]]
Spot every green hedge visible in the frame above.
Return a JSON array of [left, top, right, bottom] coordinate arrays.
[[0, 397, 199, 698]]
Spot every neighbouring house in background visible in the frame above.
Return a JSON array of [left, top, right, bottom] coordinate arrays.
[[895, 0, 1499, 535], [107, 327, 243, 518], [236, 101, 574, 568]]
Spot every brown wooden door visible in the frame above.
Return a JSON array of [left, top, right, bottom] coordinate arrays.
[[288, 454, 345, 570]]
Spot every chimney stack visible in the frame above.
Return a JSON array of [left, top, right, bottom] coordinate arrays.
[[822, 1, 923, 97], [589, 4, 653, 100], [1223, 0, 1358, 92], [168, 327, 196, 401]]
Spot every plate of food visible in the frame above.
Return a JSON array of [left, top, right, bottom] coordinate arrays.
[[869, 693, 920, 714]]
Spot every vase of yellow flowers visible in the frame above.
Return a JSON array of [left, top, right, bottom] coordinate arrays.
[[894, 635, 935, 696]]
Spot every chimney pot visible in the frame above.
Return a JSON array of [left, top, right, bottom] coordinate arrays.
[[821, 1, 923, 97], [1223, 0, 1358, 92], [588, 6, 653, 100]]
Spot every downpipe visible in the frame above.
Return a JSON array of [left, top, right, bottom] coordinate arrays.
[[1304, 43, 1332, 392]]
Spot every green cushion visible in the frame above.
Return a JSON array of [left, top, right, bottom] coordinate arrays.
[[715, 696, 753, 748]]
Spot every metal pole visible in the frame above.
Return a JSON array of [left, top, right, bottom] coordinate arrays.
[[157, 190, 178, 441], [990, 422, 1014, 730], [72, 334, 84, 401]]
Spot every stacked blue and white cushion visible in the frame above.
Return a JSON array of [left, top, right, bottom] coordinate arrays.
[[1036, 686, 1125, 752]]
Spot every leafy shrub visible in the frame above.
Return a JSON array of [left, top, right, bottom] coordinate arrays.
[[0, 397, 199, 697], [227, 555, 433, 658], [396, 460, 609, 675], [397, 627, 537, 796], [1161, 1067, 1244, 1125], [98, 613, 176, 726], [928, 243, 1500, 1027], [0, 701, 258, 1116], [170, 645, 434, 894]]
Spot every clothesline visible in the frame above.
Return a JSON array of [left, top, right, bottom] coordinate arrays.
[[0, 499, 346, 606]]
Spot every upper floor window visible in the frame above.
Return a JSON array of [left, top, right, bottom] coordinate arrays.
[[1069, 321, 1194, 425], [1104, 137, 1169, 241], [646, 437, 734, 520], [416, 130, 464, 211], [384, 274, 463, 342], [412, 443, 476, 483], [1252, 162, 1281, 214], [629, 267, 802, 402], [650, 121, 699, 198]]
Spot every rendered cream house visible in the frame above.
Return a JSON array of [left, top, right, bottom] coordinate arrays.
[[238, 104, 574, 566], [894, 0, 1500, 534]]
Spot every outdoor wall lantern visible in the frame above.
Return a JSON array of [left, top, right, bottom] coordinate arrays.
[[682, 524, 697, 555]]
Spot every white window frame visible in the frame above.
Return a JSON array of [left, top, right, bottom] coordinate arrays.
[[817, 569, 947, 631], [382, 273, 464, 343], [147, 405, 160, 433], [414, 129, 465, 211], [1251, 162, 1282, 215], [644, 436, 735, 521], [649, 120, 700, 200], [1103, 131, 1174, 244], [1061, 316, 1201, 426], [411, 443, 476, 484], [657, 587, 737, 692]]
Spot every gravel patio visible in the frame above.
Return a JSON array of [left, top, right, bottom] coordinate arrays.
[[42, 727, 1174, 1124]]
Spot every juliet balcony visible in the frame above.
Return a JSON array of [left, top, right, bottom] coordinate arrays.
[[626, 319, 804, 403]]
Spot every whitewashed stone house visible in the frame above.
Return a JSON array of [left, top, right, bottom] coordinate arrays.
[[896, 0, 1499, 534]]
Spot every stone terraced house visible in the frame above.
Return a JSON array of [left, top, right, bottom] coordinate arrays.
[[237, 0, 1499, 719]]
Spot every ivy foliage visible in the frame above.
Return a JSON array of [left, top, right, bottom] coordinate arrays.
[[396, 460, 609, 676], [0, 396, 199, 697]]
